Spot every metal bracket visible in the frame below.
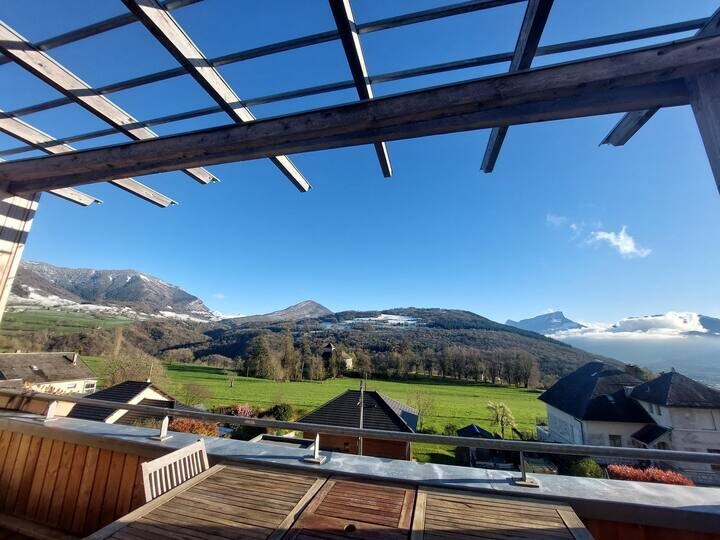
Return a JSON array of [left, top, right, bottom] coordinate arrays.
[[302, 433, 327, 464], [513, 451, 540, 488], [44, 400, 58, 422], [150, 416, 173, 441]]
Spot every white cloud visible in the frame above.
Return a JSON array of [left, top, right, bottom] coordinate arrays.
[[553, 312, 706, 341], [589, 226, 651, 258], [546, 214, 568, 227], [212, 293, 226, 300]]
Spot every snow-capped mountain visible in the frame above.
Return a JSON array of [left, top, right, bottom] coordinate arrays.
[[508, 311, 720, 385], [506, 311, 585, 334], [9, 261, 217, 321]]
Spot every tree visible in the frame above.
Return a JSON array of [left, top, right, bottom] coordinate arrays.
[[249, 333, 280, 380], [160, 347, 194, 363], [411, 390, 435, 431], [299, 335, 313, 381], [224, 369, 237, 388], [486, 401, 516, 439], [354, 348, 372, 377], [181, 383, 212, 407], [103, 354, 168, 388], [280, 332, 299, 380]]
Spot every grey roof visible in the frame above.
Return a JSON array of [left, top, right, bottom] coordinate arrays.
[[457, 424, 495, 439], [298, 390, 417, 433], [539, 361, 653, 423], [68, 380, 162, 422], [631, 371, 720, 408], [631, 424, 671, 446], [0, 352, 95, 384]]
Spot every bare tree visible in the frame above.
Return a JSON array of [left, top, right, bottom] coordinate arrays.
[[224, 369, 237, 388], [103, 354, 168, 388], [410, 390, 435, 431], [181, 383, 212, 407]]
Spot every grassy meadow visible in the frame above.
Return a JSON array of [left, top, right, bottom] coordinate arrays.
[[83, 359, 546, 464], [1, 309, 131, 334]]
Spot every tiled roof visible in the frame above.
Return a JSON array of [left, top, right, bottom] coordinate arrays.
[[0, 352, 94, 384], [68, 380, 156, 422], [457, 424, 495, 439], [631, 371, 720, 408], [298, 390, 416, 433], [539, 361, 653, 423]]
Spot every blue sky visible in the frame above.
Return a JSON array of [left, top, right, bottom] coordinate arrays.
[[0, 0, 718, 323]]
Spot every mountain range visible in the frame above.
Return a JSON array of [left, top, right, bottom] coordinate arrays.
[[508, 310, 720, 386]]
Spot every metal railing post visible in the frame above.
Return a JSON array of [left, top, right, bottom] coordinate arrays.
[[150, 415, 173, 441], [303, 433, 327, 464], [44, 400, 58, 422], [513, 450, 539, 488]]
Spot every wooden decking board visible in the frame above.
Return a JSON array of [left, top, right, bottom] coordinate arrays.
[[205, 473, 313, 494], [140, 513, 262, 540], [136, 517, 228, 540], [424, 517, 574, 540], [200, 478, 310, 502], [143, 508, 270, 540]]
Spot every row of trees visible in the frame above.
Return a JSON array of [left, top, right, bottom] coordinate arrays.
[[164, 331, 544, 388]]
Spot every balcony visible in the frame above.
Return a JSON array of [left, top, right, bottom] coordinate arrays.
[[0, 389, 719, 539]]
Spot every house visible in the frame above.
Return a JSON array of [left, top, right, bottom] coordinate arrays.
[[298, 389, 418, 460], [539, 361, 720, 484], [0, 351, 97, 394], [68, 380, 184, 425]]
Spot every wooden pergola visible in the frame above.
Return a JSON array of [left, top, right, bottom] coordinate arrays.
[[0, 0, 718, 318]]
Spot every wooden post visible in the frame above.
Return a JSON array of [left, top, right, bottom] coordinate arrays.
[[688, 70, 720, 194], [0, 190, 39, 323]]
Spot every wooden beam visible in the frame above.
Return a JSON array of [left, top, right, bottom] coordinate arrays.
[[0, 20, 216, 185], [602, 6, 720, 146], [329, 0, 392, 177], [122, 0, 311, 192], [0, 34, 717, 193], [688, 69, 720, 194], [0, 113, 175, 208], [481, 0, 553, 172]]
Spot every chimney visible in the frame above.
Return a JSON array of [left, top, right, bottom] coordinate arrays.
[[72, 353, 78, 365]]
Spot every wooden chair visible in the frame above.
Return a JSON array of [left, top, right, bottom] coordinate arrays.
[[141, 439, 210, 502]]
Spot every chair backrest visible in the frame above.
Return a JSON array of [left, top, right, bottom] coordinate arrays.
[[141, 439, 209, 502]]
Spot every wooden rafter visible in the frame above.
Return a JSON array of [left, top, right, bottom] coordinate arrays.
[[0, 20, 215, 185], [0, 113, 176, 208], [601, 6, 720, 146], [481, 0, 553, 172], [0, 34, 715, 194], [122, 0, 311, 192], [329, 0, 392, 178]]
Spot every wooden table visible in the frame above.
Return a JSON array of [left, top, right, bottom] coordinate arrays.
[[411, 488, 593, 540], [87, 463, 592, 540]]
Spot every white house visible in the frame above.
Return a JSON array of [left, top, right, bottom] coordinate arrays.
[[0, 351, 97, 394], [538, 361, 720, 485]]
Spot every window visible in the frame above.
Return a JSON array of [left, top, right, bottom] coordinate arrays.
[[609, 434, 622, 447], [709, 449, 720, 471], [84, 381, 96, 391], [66, 383, 77, 389], [655, 404, 662, 415]]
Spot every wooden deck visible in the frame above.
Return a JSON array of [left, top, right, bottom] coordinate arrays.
[[88, 463, 592, 540]]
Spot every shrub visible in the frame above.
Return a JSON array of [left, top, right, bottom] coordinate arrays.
[[607, 465, 694, 486], [229, 403, 255, 417], [566, 458, 603, 478], [169, 418, 219, 437], [267, 403, 293, 421], [443, 423, 458, 436]]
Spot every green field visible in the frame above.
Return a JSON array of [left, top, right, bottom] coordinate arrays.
[[1, 309, 132, 334], [83, 361, 544, 464]]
